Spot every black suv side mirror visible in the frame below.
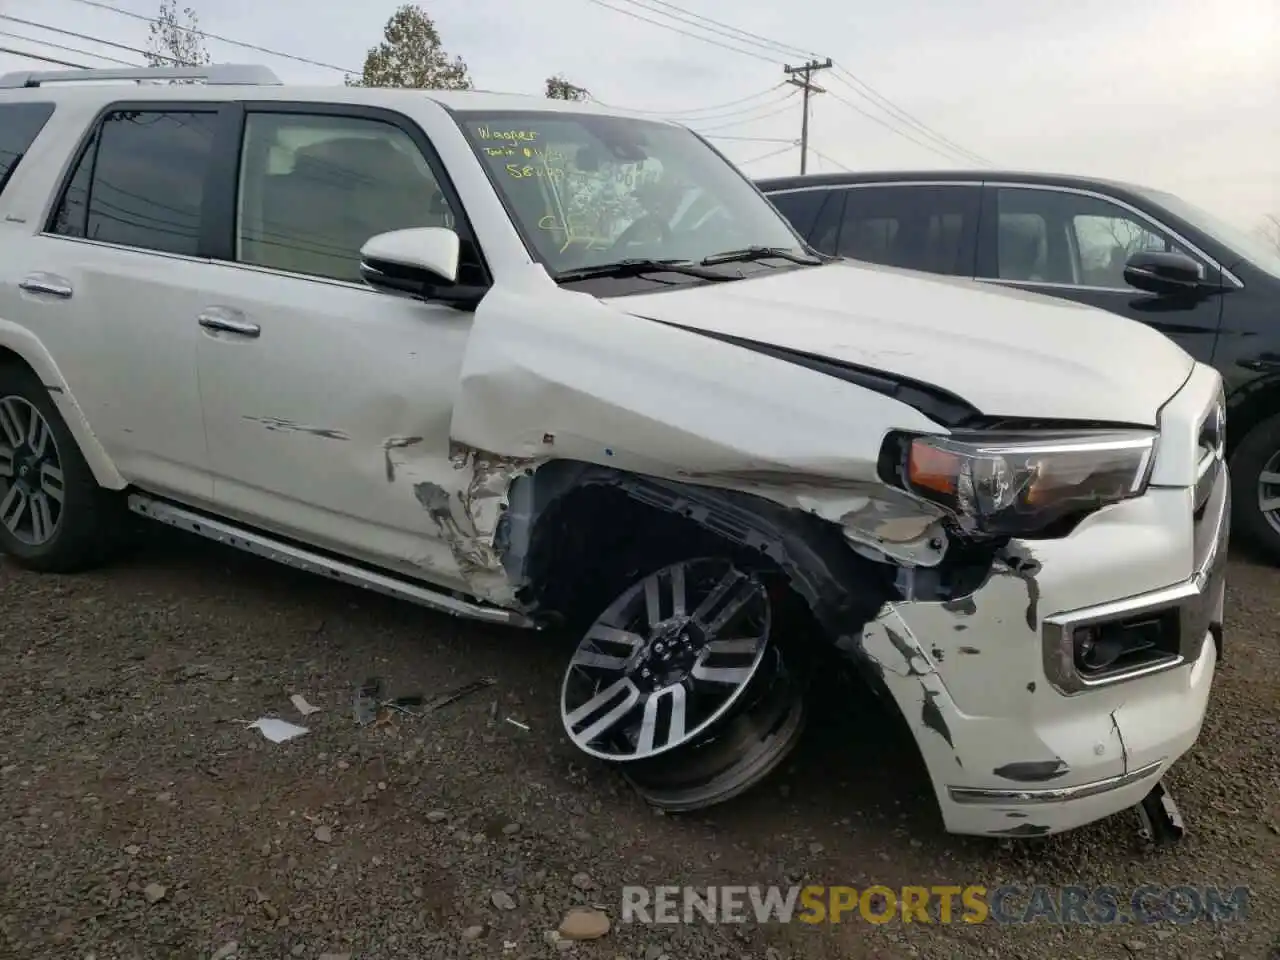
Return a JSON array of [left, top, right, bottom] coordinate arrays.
[[1124, 250, 1205, 297]]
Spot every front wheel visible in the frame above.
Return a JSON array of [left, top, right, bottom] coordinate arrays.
[[560, 556, 808, 811], [1229, 410, 1280, 564], [0, 363, 125, 572]]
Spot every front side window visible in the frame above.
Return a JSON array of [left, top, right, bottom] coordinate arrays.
[[49, 109, 217, 256], [452, 111, 805, 274], [0, 102, 55, 196], [236, 112, 467, 284], [984, 187, 1193, 288]]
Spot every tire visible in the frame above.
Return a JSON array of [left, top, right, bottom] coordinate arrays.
[[559, 554, 811, 812], [0, 361, 126, 572], [1229, 409, 1280, 564]]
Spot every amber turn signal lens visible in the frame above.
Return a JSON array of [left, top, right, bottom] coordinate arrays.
[[907, 441, 962, 496]]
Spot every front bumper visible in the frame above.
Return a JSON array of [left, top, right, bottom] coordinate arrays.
[[859, 465, 1228, 838]]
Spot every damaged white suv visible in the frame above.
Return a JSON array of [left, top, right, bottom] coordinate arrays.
[[0, 64, 1228, 840]]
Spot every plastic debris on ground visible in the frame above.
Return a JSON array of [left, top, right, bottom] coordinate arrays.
[[290, 694, 321, 717], [238, 717, 310, 743]]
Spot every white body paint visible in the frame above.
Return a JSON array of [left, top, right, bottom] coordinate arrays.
[[0, 78, 1225, 837]]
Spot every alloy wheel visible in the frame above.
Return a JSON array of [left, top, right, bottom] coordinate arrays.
[[0, 395, 66, 546], [1259, 449, 1280, 537], [561, 557, 773, 762]]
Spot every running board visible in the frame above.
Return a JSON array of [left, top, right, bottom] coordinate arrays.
[[126, 493, 533, 627]]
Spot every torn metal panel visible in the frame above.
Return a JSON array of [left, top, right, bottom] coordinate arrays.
[[449, 285, 954, 567]]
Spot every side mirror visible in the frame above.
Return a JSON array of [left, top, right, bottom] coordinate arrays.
[[1123, 250, 1204, 297], [359, 227, 461, 296]]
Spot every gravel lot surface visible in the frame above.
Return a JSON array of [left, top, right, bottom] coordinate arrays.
[[1, 527, 1277, 960]]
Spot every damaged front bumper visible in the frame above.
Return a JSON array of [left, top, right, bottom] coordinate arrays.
[[860, 465, 1228, 839]]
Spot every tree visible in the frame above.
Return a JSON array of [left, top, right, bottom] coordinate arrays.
[[347, 4, 471, 89], [144, 0, 211, 69], [545, 74, 589, 101]]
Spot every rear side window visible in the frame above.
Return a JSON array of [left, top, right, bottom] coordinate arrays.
[[836, 184, 980, 276], [48, 109, 218, 257], [0, 102, 55, 196]]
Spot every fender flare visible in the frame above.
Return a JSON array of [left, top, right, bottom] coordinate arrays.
[[0, 320, 126, 490]]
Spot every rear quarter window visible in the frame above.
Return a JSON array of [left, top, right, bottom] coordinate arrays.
[[0, 102, 56, 196]]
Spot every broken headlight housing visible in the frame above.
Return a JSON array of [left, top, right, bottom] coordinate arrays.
[[893, 430, 1158, 536]]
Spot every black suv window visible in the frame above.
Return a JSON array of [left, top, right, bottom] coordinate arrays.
[[767, 189, 830, 238], [835, 184, 979, 276], [0, 103, 55, 196], [49, 109, 219, 257]]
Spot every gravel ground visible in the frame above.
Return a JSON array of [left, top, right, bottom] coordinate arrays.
[[1, 526, 1277, 960]]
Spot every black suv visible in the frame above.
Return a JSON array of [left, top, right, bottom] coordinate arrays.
[[758, 170, 1280, 562]]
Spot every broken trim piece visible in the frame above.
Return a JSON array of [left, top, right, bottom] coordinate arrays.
[[127, 493, 531, 626], [946, 759, 1163, 805]]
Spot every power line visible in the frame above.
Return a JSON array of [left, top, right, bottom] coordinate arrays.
[[668, 86, 794, 122], [702, 134, 796, 144], [735, 143, 797, 166], [0, 45, 89, 69], [0, 14, 182, 64], [62, 0, 360, 74], [618, 0, 818, 61], [589, 84, 784, 118], [590, 0, 993, 167], [784, 58, 831, 174], [806, 145, 854, 172], [583, 0, 780, 63], [608, 0, 800, 61], [0, 28, 138, 67], [693, 94, 798, 133], [830, 64, 990, 165], [824, 88, 973, 165]]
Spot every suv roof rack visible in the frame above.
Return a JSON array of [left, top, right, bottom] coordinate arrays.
[[0, 63, 282, 89]]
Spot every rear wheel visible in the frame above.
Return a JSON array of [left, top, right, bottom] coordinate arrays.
[[0, 363, 125, 572], [560, 556, 808, 811], [1229, 411, 1280, 564]]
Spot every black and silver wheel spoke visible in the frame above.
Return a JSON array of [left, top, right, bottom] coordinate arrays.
[[561, 557, 771, 761], [1259, 454, 1280, 533], [0, 395, 64, 547]]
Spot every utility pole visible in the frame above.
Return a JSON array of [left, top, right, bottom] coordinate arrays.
[[784, 58, 832, 175]]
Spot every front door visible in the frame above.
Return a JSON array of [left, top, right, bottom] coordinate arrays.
[[975, 184, 1224, 363], [193, 104, 489, 592]]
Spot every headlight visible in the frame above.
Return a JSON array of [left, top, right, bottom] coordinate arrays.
[[896, 430, 1158, 536]]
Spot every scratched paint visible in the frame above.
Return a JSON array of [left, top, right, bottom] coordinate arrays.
[[242, 415, 349, 441], [382, 435, 424, 482]]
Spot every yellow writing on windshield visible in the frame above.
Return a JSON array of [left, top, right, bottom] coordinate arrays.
[[474, 125, 538, 144]]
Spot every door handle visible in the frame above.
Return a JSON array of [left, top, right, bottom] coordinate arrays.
[[19, 273, 73, 298], [198, 307, 260, 338]]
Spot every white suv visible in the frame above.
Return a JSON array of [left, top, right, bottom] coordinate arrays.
[[0, 64, 1228, 840]]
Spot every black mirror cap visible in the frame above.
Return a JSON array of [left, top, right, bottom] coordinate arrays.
[[1124, 250, 1205, 296]]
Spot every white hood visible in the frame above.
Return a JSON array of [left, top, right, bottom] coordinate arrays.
[[607, 260, 1195, 426]]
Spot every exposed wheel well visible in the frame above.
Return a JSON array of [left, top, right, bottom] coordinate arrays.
[[0, 345, 38, 377]]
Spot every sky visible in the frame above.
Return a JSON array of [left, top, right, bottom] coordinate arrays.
[[2, 0, 1277, 233]]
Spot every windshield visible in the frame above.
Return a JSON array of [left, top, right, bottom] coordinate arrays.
[[452, 110, 807, 274], [1141, 188, 1280, 281]]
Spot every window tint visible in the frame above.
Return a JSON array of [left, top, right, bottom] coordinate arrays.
[[49, 109, 217, 256], [767, 189, 830, 238], [986, 187, 1190, 287], [836, 185, 978, 276], [0, 103, 55, 196], [237, 112, 466, 284]]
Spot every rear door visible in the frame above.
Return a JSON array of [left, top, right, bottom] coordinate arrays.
[[831, 183, 981, 277], [975, 183, 1225, 362], [2, 100, 222, 503]]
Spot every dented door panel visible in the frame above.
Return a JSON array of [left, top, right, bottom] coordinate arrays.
[[196, 262, 485, 594]]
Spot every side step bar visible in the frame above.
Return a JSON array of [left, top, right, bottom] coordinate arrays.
[[127, 494, 533, 628]]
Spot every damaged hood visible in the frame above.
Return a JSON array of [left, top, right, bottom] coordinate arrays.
[[606, 260, 1195, 426]]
